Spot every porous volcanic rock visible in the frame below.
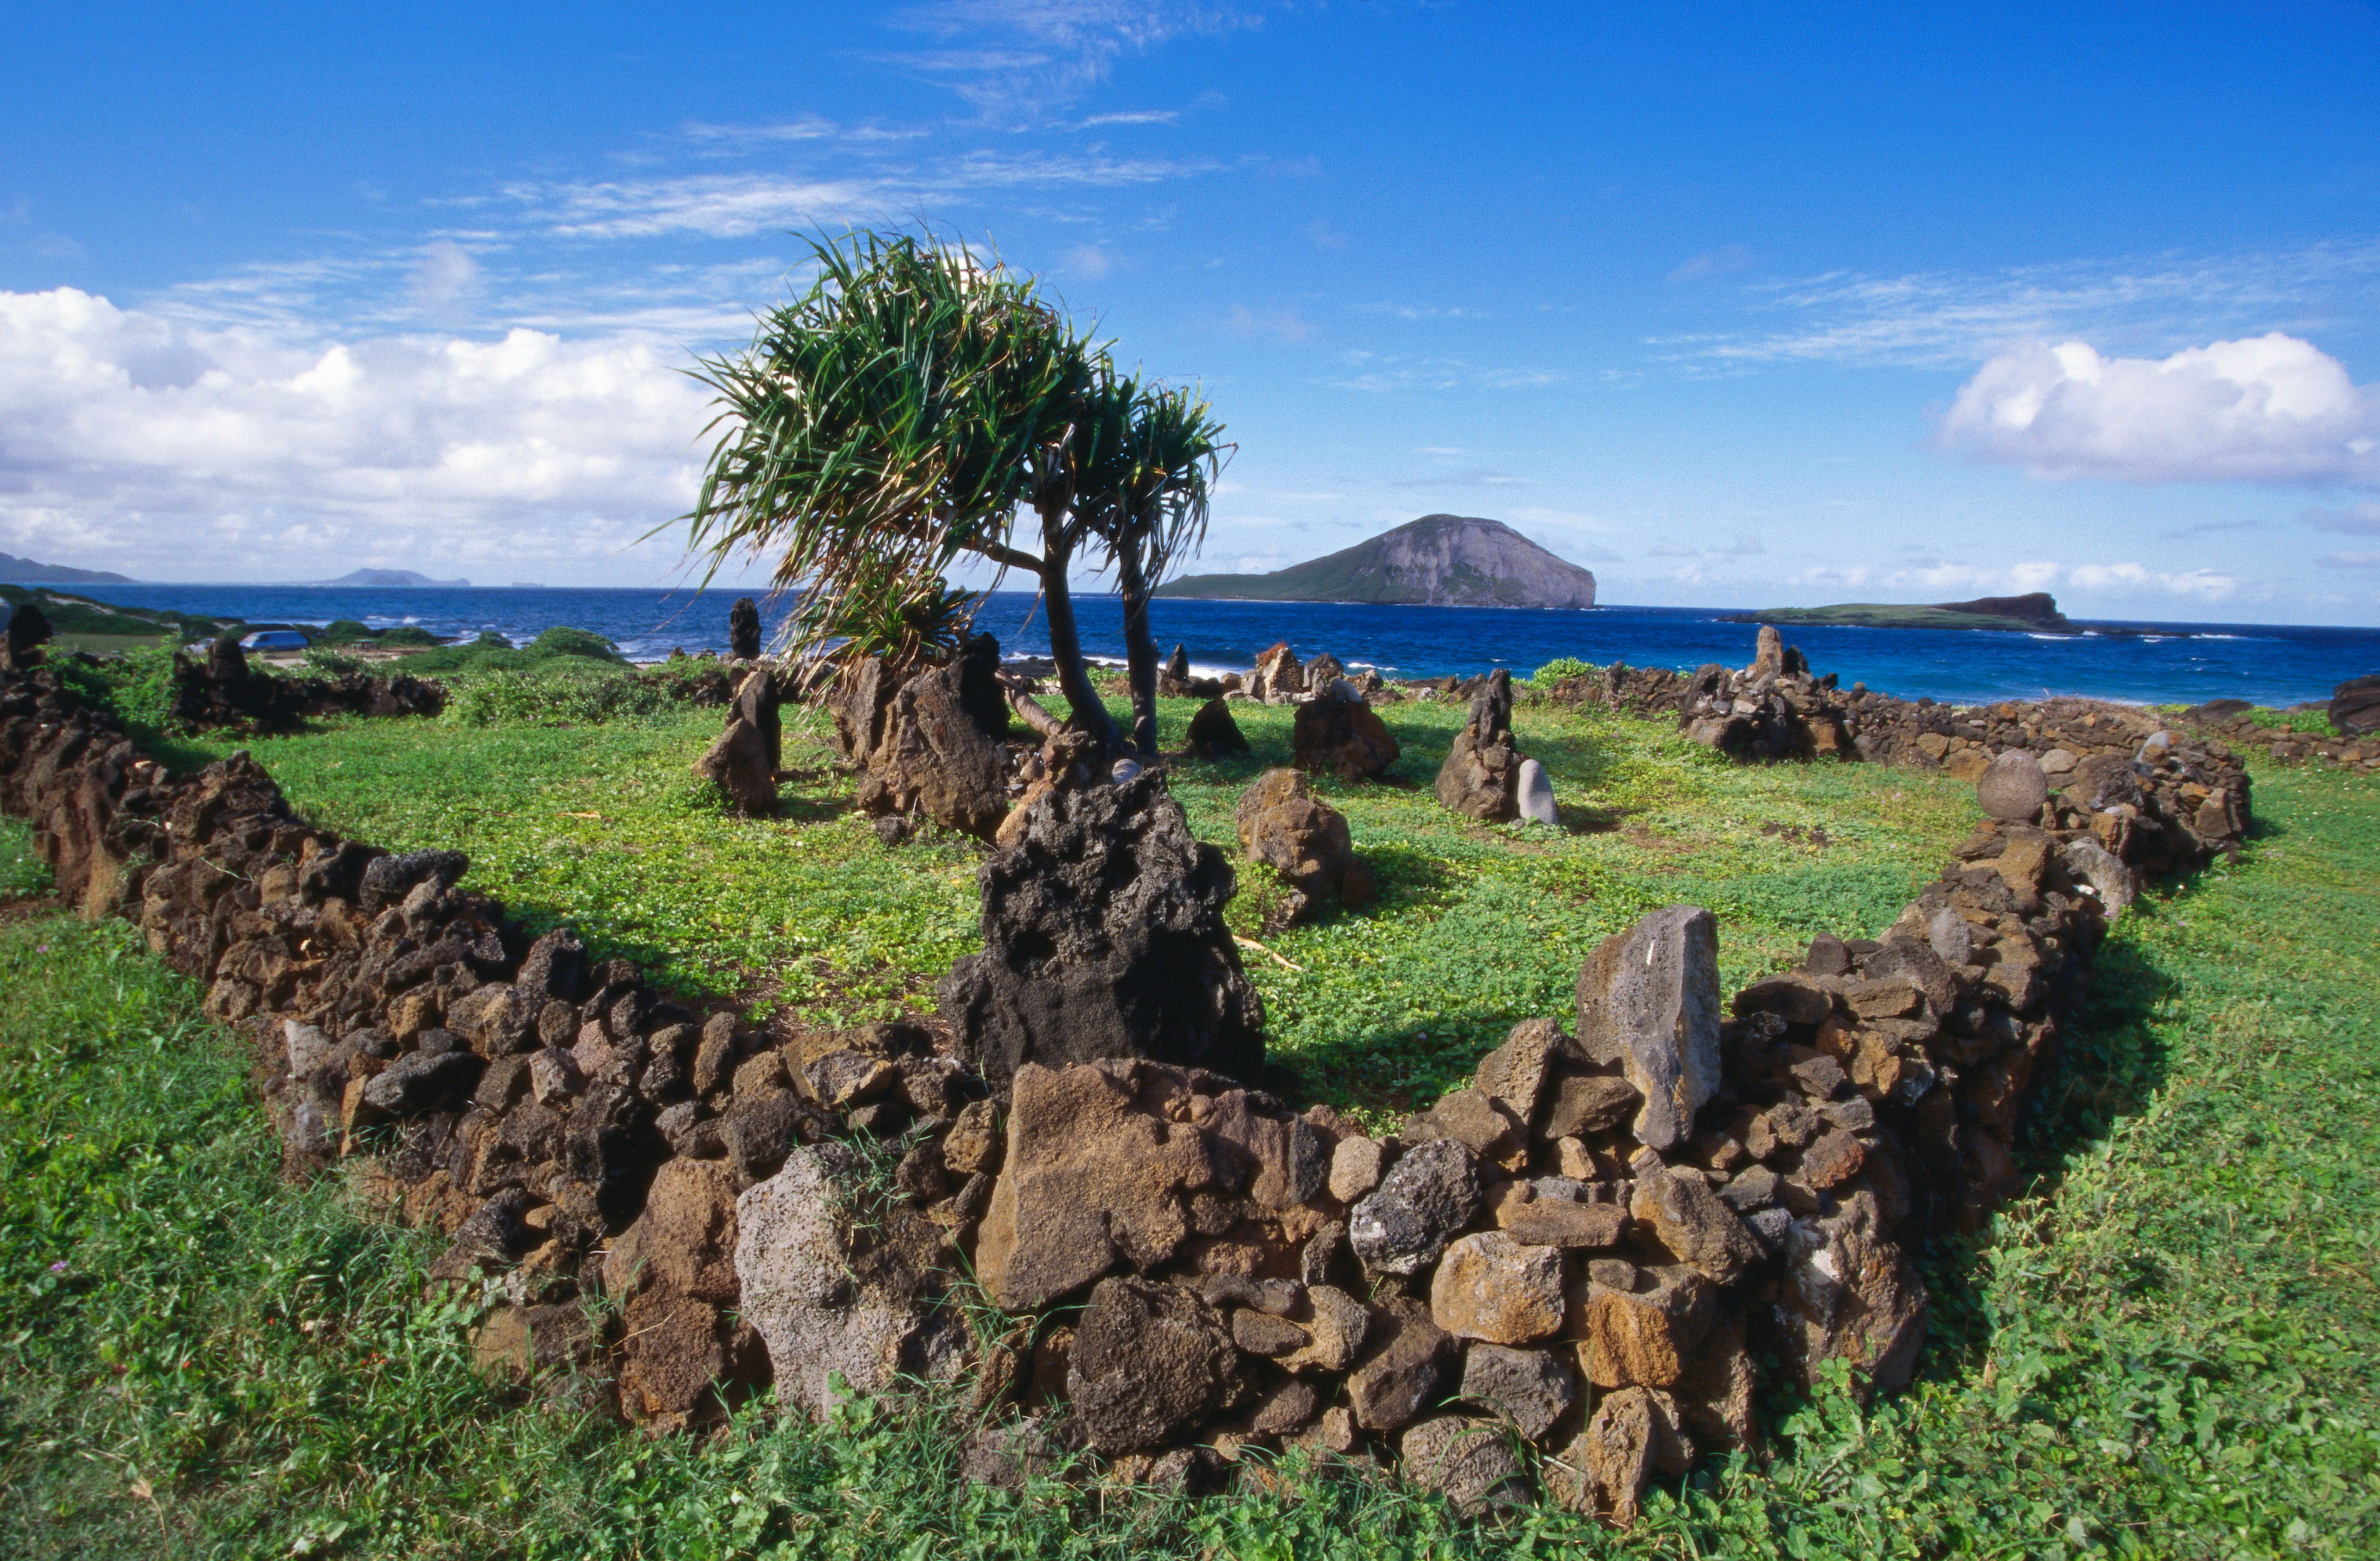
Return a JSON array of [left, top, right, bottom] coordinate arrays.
[[1574, 906, 1722, 1151], [2331, 673, 2380, 736], [728, 596, 762, 660], [937, 770, 1264, 1085], [1234, 767, 1373, 927], [847, 637, 1012, 840], [1067, 1275, 1242, 1454], [734, 1144, 967, 1419], [1436, 669, 1522, 821], [1292, 686, 1401, 780]]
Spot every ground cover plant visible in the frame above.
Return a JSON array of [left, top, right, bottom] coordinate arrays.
[[162, 682, 1976, 1118], [2, 740, 2375, 1557]]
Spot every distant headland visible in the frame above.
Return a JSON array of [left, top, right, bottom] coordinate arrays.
[[307, 568, 473, 588], [1156, 515, 1597, 609], [0, 551, 136, 585], [1723, 592, 2077, 634]]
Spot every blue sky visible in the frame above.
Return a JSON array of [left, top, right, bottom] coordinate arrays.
[[4, 1, 2378, 621]]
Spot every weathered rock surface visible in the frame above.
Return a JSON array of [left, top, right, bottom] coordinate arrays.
[[1350, 1138, 1482, 1275], [1430, 1232, 1564, 1343], [1574, 906, 1722, 1150], [1399, 1414, 1527, 1511], [1459, 1342, 1576, 1441], [1978, 749, 2048, 821], [1234, 767, 1373, 927], [735, 1145, 965, 1419], [1067, 1276, 1241, 1454], [938, 771, 1264, 1085], [1346, 1296, 1458, 1432], [1291, 692, 1401, 780], [1436, 670, 1522, 821]]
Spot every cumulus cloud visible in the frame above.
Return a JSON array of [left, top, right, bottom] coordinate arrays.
[[1936, 332, 2380, 485], [0, 288, 712, 582]]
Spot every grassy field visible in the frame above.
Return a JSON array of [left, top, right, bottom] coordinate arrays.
[[2, 680, 2375, 1556], [162, 684, 1975, 1120]]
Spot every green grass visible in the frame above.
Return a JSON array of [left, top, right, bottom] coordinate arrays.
[[2, 748, 2376, 1556], [165, 688, 1975, 1116]]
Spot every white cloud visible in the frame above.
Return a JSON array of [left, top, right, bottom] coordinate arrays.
[[407, 240, 482, 326], [1666, 244, 1752, 285], [886, 1, 1264, 119], [1936, 332, 2380, 485], [0, 288, 713, 582], [2318, 550, 2380, 570], [1667, 239, 2380, 368], [2068, 562, 2238, 600]]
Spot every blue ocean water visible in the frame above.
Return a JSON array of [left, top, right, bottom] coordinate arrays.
[[59, 582, 2380, 708]]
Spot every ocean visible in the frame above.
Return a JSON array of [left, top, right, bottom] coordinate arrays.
[[59, 583, 2380, 709]]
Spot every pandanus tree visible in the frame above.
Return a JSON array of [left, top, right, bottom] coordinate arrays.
[[681, 228, 1225, 758]]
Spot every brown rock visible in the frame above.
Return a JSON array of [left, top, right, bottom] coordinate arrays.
[[605, 1158, 741, 1302], [1234, 768, 1367, 923], [973, 1060, 1230, 1311], [1067, 1276, 1240, 1454], [1552, 1386, 1691, 1522], [1773, 1190, 1925, 1397], [1346, 1296, 1458, 1432], [1574, 1263, 1715, 1388], [1292, 696, 1401, 780], [1630, 1168, 1764, 1285], [1501, 1199, 1628, 1250], [1280, 1284, 1371, 1374], [1473, 1016, 1560, 1129], [1429, 1232, 1566, 1344], [1542, 1071, 1641, 1138]]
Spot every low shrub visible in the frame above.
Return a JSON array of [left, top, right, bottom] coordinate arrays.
[[443, 665, 673, 728], [1531, 655, 1594, 685]]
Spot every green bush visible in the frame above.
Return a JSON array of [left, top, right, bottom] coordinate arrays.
[[528, 626, 625, 662], [443, 665, 671, 728], [378, 625, 441, 646], [1531, 655, 1594, 685], [55, 642, 180, 737], [300, 647, 371, 677]]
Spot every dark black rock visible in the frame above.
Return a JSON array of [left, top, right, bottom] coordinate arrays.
[[728, 596, 762, 660], [362, 1048, 484, 1114], [937, 770, 1265, 1087], [2332, 674, 2380, 736], [358, 849, 469, 913], [1184, 697, 1250, 758]]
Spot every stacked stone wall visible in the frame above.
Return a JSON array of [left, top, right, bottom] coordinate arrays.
[[0, 660, 2132, 1515]]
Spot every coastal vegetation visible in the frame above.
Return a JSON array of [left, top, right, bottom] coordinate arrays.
[[2, 679, 2373, 1556], [684, 227, 1226, 755]]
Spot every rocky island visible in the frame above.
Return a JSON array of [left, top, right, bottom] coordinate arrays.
[[1724, 591, 2076, 634], [1157, 514, 1598, 608]]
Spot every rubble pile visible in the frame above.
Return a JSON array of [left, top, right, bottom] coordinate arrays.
[[173, 634, 446, 732], [1542, 633, 2257, 873]]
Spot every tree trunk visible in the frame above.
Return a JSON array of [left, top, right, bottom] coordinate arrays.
[[1114, 524, 1161, 757], [1037, 524, 1122, 754]]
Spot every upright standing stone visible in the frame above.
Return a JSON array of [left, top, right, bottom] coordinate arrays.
[[1752, 625, 1784, 679], [728, 597, 762, 660], [1573, 906, 1722, 1150], [1515, 758, 1558, 825]]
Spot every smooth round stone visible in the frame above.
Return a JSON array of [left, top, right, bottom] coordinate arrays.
[[1977, 749, 2049, 821], [1515, 758, 1559, 826]]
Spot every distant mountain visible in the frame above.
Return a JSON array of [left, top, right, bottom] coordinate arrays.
[[1157, 515, 1598, 609], [1725, 591, 2077, 634], [311, 568, 472, 588], [0, 552, 137, 584]]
